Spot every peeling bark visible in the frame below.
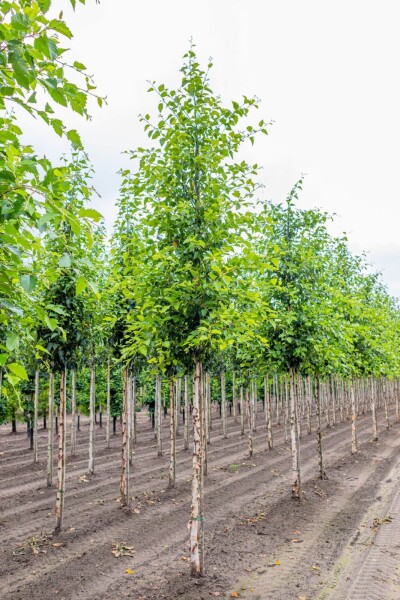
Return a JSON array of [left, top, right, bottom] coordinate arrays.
[[156, 373, 163, 456], [106, 357, 111, 449], [350, 378, 358, 454], [169, 375, 176, 488], [88, 357, 95, 477], [184, 374, 190, 450], [289, 367, 300, 499], [54, 370, 66, 533], [71, 369, 77, 455], [119, 367, 130, 507], [33, 369, 39, 464], [221, 368, 227, 439], [239, 385, 245, 436], [246, 387, 253, 458], [264, 374, 273, 450], [47, 371, 54, 487], [190, 359, 204, 577]]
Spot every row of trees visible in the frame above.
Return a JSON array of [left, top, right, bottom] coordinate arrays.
[[2, 3, 400, 580]]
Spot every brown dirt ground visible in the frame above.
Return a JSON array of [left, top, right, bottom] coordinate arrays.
[[1, 405, 400, 600]]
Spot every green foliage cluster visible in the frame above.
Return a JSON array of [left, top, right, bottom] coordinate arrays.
[[1, 25, 400, 425]]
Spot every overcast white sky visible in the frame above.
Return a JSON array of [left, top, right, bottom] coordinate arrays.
[[23, 1, 400, 295]]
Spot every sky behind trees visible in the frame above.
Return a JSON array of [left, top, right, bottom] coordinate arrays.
[[21, 0, 400, 295]]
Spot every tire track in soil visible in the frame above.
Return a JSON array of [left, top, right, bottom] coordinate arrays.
[[233, 435, 400, 600], [0, 406, 398, 599], [317, 452, 400, 600]]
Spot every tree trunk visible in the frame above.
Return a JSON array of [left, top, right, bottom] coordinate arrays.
[[169, 375, 176, 487], [47, 372, 54, 487], [221, 369, 227, 439], [184, 374, 190, 450], [232, 371, 237, 423], [106, 357, 111, 449], [264, 374, 273, 450], [128, 372, 133, 465], [88, 357, 95, 476], [284, 378, 288, 443], [190, 358, 204, 577], [120, 367, 130, 507], [156, 373, 163, 456], [370, 377, 378, 441], [350, 378, 358, 454], [202, 370, 208, 476], [131, 374, 136, 446], [246, 387, 253, 458], [306, 376, 312, 435], [252, 379, 257, 433], [175, 377, 181, 437], [71, 368, 77, 455], [289, 367, 300, 499], [383, 379, 390, 430], [33, 369, 39, 464], [207, 372, 212, 432], [54, 369, 66, 533], [316, 374, 326, 479], [240, 385, 245, 435]]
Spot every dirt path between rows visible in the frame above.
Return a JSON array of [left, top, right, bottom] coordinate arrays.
[[1, 406, 400, 600]]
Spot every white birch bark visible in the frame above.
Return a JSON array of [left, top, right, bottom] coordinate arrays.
[[106, 357, 111, 449], [239, 385, 245, 436], [47, 371, 54, 487], [189, 359, 204, 577], [88, 357, 95, 476], [246, 387, 253, 458], [33, 369, 39, 464], [265, 374, 273, 450], [350, 378, 358, 454], [120, 367, 130, 506], [156, 373, 163, 456], [289, 367, 300, 499], [184, 374, 190, 450], [71, 368, 77, 455], [54, 370, 66, 532], [169, 375, 176, 487], [221, 368, 227, 439]]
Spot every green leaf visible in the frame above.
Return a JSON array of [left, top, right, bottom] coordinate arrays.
[[20, 274, 37, 292], [45, 316, 58, 331], [34, 35, 58, 60], [59, 253, 72, 268], [7, 363, 28, 381], [78, 208, 103, 222], [0, 354, 9, 367], [66, 129, 82, 149], [49, 19, 73, 39], [76, 276, 87, 295], [73, 61, 87, 70], [11, 13, 30, 32], [6, 333, 19, 352], [38, 0, 51, 12]]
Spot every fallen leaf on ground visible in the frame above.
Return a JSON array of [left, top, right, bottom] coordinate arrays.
[[125, 568, 134, 574], [231, 593, 239, 598], [112, 542, 135, 558]]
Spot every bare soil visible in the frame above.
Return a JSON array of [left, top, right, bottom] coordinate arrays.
[[1, 406, 400, 600]]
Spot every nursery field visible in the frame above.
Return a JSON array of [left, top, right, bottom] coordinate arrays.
[[2, 406, 400, 600]]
